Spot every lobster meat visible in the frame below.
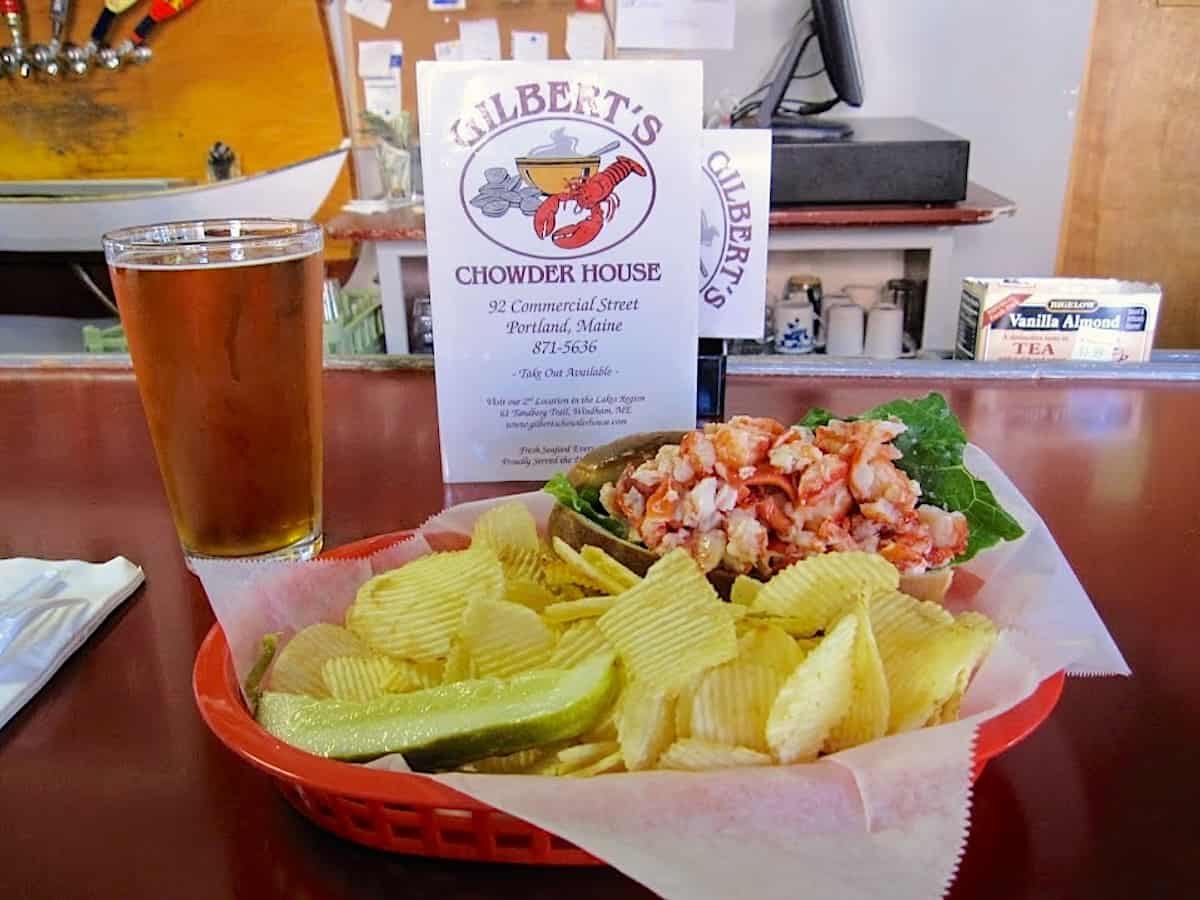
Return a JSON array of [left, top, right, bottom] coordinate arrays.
[[533, 155, 647, 250]]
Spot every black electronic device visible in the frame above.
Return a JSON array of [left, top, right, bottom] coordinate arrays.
[[746, 0, 863, 140]]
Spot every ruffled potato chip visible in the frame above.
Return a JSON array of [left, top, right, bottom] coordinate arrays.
[[752, 551, 899, 634], [459, 597, 555, 678], [824, 598, 890, 752], [504, 576, 559, 611], [730, 575, 762, 607], [471, 501, 541, 558], [737, 623, 806, 678], [270, 624, 370, 697], [565, 749, 626, 778], [346, 547, 503, 661], [320, 655, 400, 702], [580, 545, 641, 592], [552, 537, 628, 595], [542, 594, 618, 624], [673, 670, 704, 740], [442, 638, 475, 683], [766, 612, 858, 763], [549, 620, 613, 669], [597, 550, 737, 691], [389, 658, 445, 693], [465, 746, 557, 774], [618, 680, 676, 770], [690, 660, 783, 753], [658, 739, 773, 771], [870, 590, 996, 733], [557, 740, 621, 774]]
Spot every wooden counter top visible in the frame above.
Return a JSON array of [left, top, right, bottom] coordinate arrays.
[[0, 366, 1192, 900], [325, 183, 1015, 243]]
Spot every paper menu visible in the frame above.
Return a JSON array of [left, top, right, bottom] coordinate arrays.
[[511, 30, 549, 62], [418, 61, 702, 482], [615, 0, 736, 51], [698, 128, 771, 339], [458, 18, 502, 61]]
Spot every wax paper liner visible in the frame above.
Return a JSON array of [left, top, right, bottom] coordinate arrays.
[[193, 446, 1128, 900]]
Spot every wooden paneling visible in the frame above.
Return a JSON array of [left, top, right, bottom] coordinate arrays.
[[1058, 0, 1200, 348], [0, 0, 353, 255]]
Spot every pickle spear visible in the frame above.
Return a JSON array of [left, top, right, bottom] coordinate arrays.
[[256, 652, 618, 770]]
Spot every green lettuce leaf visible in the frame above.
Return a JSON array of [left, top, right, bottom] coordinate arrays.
[[544, 473, 629, 540], [799, 393, 1024, 562]]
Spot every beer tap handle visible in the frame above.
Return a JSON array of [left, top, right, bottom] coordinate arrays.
[[88, 0, 139, 49], [128, 0, 198, 48], [1, 0, 31, 77], [49, 0, 68, 48]]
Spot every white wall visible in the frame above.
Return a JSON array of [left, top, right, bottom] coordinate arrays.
[[617, 0, 1096, 348]]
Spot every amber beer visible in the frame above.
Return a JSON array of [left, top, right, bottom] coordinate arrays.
[[105, 220, 324, 563]]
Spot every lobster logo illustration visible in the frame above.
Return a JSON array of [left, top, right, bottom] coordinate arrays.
[[532, 156, 648, 250], [460, 121, 655, 261]]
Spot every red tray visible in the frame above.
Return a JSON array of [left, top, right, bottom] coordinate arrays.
[[193, 530, 1065, 864]]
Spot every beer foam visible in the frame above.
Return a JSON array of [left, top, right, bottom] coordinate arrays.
[[111, 247, 319, 271]]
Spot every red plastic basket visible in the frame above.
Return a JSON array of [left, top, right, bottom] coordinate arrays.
[[193, 530, 1065, 864]]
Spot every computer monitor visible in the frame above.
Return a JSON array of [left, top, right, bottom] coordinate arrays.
[[751, 0, 864, 139]]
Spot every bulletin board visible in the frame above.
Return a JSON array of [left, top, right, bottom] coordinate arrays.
[[0, 0, 353, 253], [340, 0, 605, 137]]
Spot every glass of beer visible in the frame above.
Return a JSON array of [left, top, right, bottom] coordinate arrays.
[[103, 219, 325, 568]]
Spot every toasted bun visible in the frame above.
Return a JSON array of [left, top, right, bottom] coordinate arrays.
[[898, 568, 955, 604]]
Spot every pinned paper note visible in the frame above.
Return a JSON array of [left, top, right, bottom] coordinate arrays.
[[363, 76, 401, 119], [458, 18, 501, 60], [565, 13, 607, 60], [615, 0, 735, 51], [511, 30, 549, 62], [358, 40, 403, 79], [346, 0, 392, 30], [434, 40, 463, 61]]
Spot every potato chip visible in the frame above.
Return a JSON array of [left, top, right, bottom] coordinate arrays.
[[459, 597, 555, 678], [389, 658, 445, 693], [673, 670, 704, 739], [565, 749, 626, 778], [824, 599, 890, 752], [442, 638, 475, 683], [552, 536, 628, 595], [751, 551, 899, 634], [549, 620, 613, 669], [471, 501, 541, 558], [658, 739, 773, 771], [690, 661, 783, 753], [346, 547, 504, 661], [766, 612, 857, 763], [542, 594, 618, 624], [618, 680, 676, 770], [730, 575, 762, 607], [504, 575, 559, 611], [598, 550, 737, 691], [926, 667, 970, 726], [557, 740, 621, 774], [869, 590, 996, 733], [737, 623, 805, 678], [466, 746, 558, 774], [580, 545, 641, 592], [320, 655, 400, 702], [270, 623, 370, 697], [742, 613, 822, 638]]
